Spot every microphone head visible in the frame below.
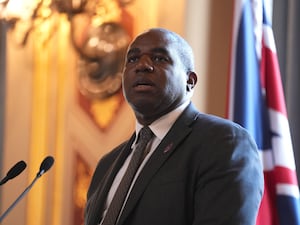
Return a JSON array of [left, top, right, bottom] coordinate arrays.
[[37, 156, 54, 177], [7, 161, 27, 180], [0, 160, 27, 185]]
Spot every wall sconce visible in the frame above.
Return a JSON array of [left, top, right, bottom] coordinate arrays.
[[0, 0, 38, 21], [0, 0, 133, 99], [74, 21, 130, 98], [53, 0, 88, 14]]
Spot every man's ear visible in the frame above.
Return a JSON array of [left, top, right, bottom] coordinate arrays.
[[186, 71, 197, 91]]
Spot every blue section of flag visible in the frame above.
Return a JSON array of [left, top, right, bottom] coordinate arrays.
[[233, 0, 271, 151], [277, 195, 300, 225], [262, 3, 271, 26]]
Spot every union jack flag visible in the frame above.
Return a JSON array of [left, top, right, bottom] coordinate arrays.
[[227, 0, 300, 224]]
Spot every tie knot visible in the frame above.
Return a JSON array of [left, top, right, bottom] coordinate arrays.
[[138, 126, 153, 143]]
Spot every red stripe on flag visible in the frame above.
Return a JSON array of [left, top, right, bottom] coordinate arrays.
[[274, 166, 299, 185], [256, 171, 279, 225], [260, 41, 287, 116]]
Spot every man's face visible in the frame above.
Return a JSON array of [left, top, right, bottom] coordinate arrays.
[[122, 30, 189, 124]]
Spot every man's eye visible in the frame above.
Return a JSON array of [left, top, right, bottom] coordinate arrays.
[[153, 55, 168, 62], [127, 56, 139, 63]]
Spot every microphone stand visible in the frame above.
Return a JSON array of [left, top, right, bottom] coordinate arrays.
[[0, 156, 54, 223], [0, 175, 39, 223]]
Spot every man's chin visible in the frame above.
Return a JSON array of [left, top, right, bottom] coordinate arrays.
[[131, 102, 154, 112], [130, 100, 158, 114]]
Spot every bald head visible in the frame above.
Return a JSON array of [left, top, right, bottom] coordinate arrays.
[[132, 28, 195, 73]]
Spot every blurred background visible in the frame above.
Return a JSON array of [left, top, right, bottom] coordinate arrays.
[[0, 0, 299, 225]]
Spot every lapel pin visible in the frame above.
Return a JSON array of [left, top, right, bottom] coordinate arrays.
[[163, 143, 173, 153]]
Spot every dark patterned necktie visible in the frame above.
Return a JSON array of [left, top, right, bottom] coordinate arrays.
[[101, 126, 153, 225]]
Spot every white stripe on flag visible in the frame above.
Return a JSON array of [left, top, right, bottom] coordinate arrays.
[[259, 149, 274, 171], [269, 109, 296, 170], [277, 183, 300, 198], [263, 25, 276, 53]]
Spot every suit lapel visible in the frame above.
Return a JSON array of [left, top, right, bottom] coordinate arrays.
[[86, 134, 136, 225], [100, 134, 136, 201], [117, 103, 200, 225]]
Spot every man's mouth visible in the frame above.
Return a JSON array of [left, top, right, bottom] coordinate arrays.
[[133, 79, 154, 86], [133, 80, 155, 91]]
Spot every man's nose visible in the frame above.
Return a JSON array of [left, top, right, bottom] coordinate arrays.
[[135, 55, 154, 73]]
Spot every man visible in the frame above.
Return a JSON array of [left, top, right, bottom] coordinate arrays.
[[84, 28, 264, 225]]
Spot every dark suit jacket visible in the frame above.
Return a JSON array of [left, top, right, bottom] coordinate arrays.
[[84, 103, 264, 225]]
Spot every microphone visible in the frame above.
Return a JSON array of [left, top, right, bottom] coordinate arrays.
[[0, 156, 55, 223], [37, 156, 54, 177], [0, 161, 27, 185]]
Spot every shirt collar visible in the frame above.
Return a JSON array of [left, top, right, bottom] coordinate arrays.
[[135, 101, 190, 141]]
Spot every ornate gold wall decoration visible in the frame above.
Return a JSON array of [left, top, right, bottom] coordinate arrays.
[[75, 21, 130, 99], [75, 2, 134, 130], [73, 153, 93, 225], [78, 90, 125, 130]]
